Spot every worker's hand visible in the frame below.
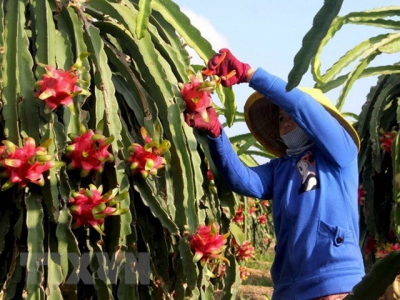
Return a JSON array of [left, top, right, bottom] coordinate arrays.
[[202, 48, 251, 87], [184, 107, 222, 138]]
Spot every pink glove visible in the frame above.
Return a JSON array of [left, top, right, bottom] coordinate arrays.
[[202, 48, 251, 87], [184, 107, 222, 138]]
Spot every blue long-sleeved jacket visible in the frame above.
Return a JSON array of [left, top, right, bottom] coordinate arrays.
[[207, 68, 365, 299]]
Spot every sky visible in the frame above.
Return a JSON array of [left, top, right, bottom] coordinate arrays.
[[172, 1, 400, 139]]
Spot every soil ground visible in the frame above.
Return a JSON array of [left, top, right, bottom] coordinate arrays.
[[238, 267, 273, 299], [214, 267, 274, 300]]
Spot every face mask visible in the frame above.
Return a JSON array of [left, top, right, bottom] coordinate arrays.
[[280, 127, 313, 156]]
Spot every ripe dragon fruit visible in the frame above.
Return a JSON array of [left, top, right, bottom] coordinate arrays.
[[375, 242, 400, 260], [128, 126, 170, 178], [0, 138, 64, 191], [379, 128, 397, 153], [239, 266, 251, 280], [69, 184, 128, 235], [189, 222, 229, 264], [65, 128, 114, 177], [34, 53, 90, 113], [248, 197, 258, 217], [258, 215, 268, 224], [358, 185, 366, 206], [179, 71, 217, 122], [233, 204, 245, 224], [232, 239, 255, 262]]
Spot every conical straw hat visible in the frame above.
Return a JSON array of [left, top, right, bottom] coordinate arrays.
[[244, 87, 360, 157]]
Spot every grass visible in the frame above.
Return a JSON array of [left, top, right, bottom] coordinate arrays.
[[247, 251, 275, 269]]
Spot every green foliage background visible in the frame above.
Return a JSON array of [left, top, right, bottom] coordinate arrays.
[[0, 0, 275, 299], [1, 0, 400, 299]]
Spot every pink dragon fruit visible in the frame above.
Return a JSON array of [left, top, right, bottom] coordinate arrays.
[[239, 266, 251, 280], [35, 65, 80, 111], [379, 128, 397, 153], [258, 215, 267, 224], [232, 239, 255, 262], [34, 53, 90, 113], [69, 184, 128, 235], [358, 185, 366, 206], [233, 204, 245, 224], [128, 127, 170, 178], [189, 222, 229, 264], [65, 129, 114, 177], [0, 138, 64, 190], [179, 71, 217, 122]]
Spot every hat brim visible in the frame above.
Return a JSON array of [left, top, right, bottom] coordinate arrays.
[[244, 88, 360, 158]]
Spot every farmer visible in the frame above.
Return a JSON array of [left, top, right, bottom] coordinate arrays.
[[184, 49, 365, 300]]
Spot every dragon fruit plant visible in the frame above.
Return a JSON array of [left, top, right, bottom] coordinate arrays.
[[0, 1, 266, 299]]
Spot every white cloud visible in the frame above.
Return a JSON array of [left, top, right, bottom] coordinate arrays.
[[180, 8, 229, 65]]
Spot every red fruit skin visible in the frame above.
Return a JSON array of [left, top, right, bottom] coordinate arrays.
[[189, 224, 228, 262], [180, 76, 213, 122], [35, 65, 81, 111], [0, 138, 58, 189], [66, 130, 113, 176]]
